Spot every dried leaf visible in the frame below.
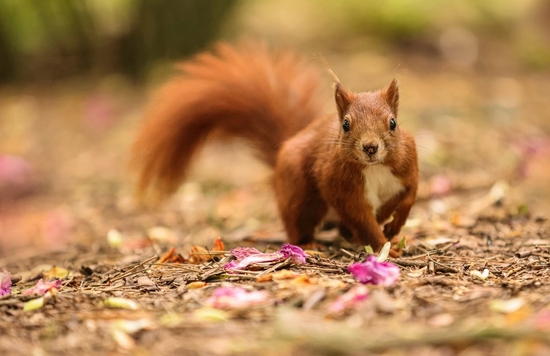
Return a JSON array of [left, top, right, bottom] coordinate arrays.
[[193, 307, 229, 322], [187, 281, 206, 289], [43, 266, 71, 279], [112, 319, 154, 334], [271, 270, 297, 281], [256, 274, 273, 282], [157, 248, 175, 264], [104, 297, 139, 310], [490, 298, 525, 314], [396, 237, 407, 250], [137, 276, 156, 289], [107, 229, 124, 249], [23, 297, 45, 311], [111, 329, 135, 350], [158, 248, 185, 264], [159, 313, 184, 327], [427, 313, 454, 327], [212, 236, 225, 251], [188, 246, 212, 264], [290, 275, 316, 286]]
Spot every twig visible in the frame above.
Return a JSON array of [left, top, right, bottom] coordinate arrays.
[[256, 259, 293, 278], [392, 259, 427, 268], [515, 250, 536, 258], [109, 255, 158, 283], [427, 251, 460, 274]]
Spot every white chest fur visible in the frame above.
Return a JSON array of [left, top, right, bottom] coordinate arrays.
[[363, 165, 404, 215]]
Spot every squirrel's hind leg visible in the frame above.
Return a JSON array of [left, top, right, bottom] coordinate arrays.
[[274, 173, 327, 246]]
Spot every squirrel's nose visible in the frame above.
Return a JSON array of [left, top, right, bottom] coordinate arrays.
[[363, 144, 378, 156]]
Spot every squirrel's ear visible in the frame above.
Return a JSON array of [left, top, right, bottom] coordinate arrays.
[[384, 79, 399, 115], [335, 83, 354, 119]]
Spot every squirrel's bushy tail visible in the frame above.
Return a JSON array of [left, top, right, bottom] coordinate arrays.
[[132, 42, 323, 202]]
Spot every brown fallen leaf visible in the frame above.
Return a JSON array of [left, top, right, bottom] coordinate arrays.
[[271, 270, 297, 281], [188, 246, 212, 264], [43, 266, 71, 279], [188, 237, 226, 264], [212, 236, 225, 252], [157, 248, 186, 264], [157, 247, 176, 264]]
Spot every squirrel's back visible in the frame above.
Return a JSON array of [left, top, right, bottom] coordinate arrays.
[[132, 42, 324, 202]]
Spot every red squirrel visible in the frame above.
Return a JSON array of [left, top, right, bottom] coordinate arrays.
[[132, 42, 418, 252]]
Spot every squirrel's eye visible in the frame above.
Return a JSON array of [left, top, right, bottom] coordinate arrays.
[[389, 118, 397, 131], [342, 119, 350, 132]]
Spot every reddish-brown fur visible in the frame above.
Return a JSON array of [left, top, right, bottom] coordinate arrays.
[[132, 42, 418, 251]]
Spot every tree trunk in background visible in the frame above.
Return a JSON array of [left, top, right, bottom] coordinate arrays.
[[0, 0, 236, 83]]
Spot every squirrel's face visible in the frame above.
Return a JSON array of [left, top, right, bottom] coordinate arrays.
[[335, 80, 400, 166]]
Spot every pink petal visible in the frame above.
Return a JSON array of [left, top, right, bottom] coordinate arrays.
[[430, 174, 452, 197], [22, 279, 62, 296], [225, 244, 309, 272], [532, 309, 550, 330], [0, 269, 11, 297], [0, 155, 32, 184], [348, 255, 400, 286], [279, 244, 308, 264], [224, 252, 284, 272], [206, 286, 269, 309], [229, 247, 262, 260], [329, 285, 369, 313]]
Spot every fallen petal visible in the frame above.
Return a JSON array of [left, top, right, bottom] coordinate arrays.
[[0, 269, 12, 297], [279, 244, 308, 264], [230, 247, 262, 260], [0, 154, 32, 184], [348, 255, 400, 286], [470, 268, 489, 280], [329, 285, 369, 314], [224, 252, 284, 271], [377, 242, 391, 262], [206, 286, 269, 309], [22, 279, 62, 296]]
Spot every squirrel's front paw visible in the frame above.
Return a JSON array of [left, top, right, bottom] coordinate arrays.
[[383, 223, 399, 239], [388, 247, 402, 258]]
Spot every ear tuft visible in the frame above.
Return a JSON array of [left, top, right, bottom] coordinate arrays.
[[384, 79, 399, 115], [335, 83, 354, 119]]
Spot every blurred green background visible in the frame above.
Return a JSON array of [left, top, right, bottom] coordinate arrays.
[[1, 0, 550, 82], [1, 0, 549, 253]]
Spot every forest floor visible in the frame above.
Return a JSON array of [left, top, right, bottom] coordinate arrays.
[[1, 52, 550, 355]]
